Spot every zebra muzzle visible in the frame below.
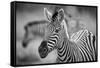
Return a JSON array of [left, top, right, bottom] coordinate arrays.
[[38, 41, 49, 58]]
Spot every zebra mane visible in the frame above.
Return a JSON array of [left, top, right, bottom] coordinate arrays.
[[61, 19, 69, 39]]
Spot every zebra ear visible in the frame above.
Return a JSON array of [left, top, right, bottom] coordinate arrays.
[[57, 9, 64, 22], [44, 8, 52, 22]]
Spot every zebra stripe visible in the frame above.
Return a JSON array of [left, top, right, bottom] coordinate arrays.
[[45, 25, 96, 62], [47, 33, 59, 50], [56, 29, 96, 63]]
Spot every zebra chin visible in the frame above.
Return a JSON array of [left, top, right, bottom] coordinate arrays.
[[39, 52, 48, 58], [38, 41, 49, 58]]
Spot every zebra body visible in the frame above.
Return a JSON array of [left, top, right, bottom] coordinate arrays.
[[56, 29, 96, 63], [38, 8, 97, 63]]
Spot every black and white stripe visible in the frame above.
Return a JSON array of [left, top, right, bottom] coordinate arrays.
[[56, 29, 96, 63], [45, 28, 96, 63], [47, 33, 60, 51]]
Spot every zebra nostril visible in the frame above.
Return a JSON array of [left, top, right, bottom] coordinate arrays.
[[55, 29, 59, 33], [43, 48, 47, 53], [39, 41, 47, 52]]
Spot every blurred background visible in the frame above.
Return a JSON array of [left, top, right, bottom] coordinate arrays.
[[16, 2, 97, 65]]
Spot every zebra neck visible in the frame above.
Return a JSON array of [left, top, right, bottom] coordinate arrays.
[[57, 38, 81, 62]]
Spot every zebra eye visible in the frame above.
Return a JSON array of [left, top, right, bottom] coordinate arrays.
[[55, 29, 59, 33], [55, 28, 61, 33]]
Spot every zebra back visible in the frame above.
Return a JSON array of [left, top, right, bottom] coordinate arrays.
[[55, 27, 97, 63]]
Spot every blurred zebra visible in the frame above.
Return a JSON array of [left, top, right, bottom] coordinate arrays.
[[22, 20, 48, 48], [38, 8, 97, 63]]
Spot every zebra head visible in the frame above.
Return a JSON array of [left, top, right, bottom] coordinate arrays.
[[38, 8, 65, 58]]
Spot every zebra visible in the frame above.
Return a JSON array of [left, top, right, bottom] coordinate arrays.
[[22, 20, 48, 48], [22, 8, 69, 48], [38, 8, 97, 63]]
